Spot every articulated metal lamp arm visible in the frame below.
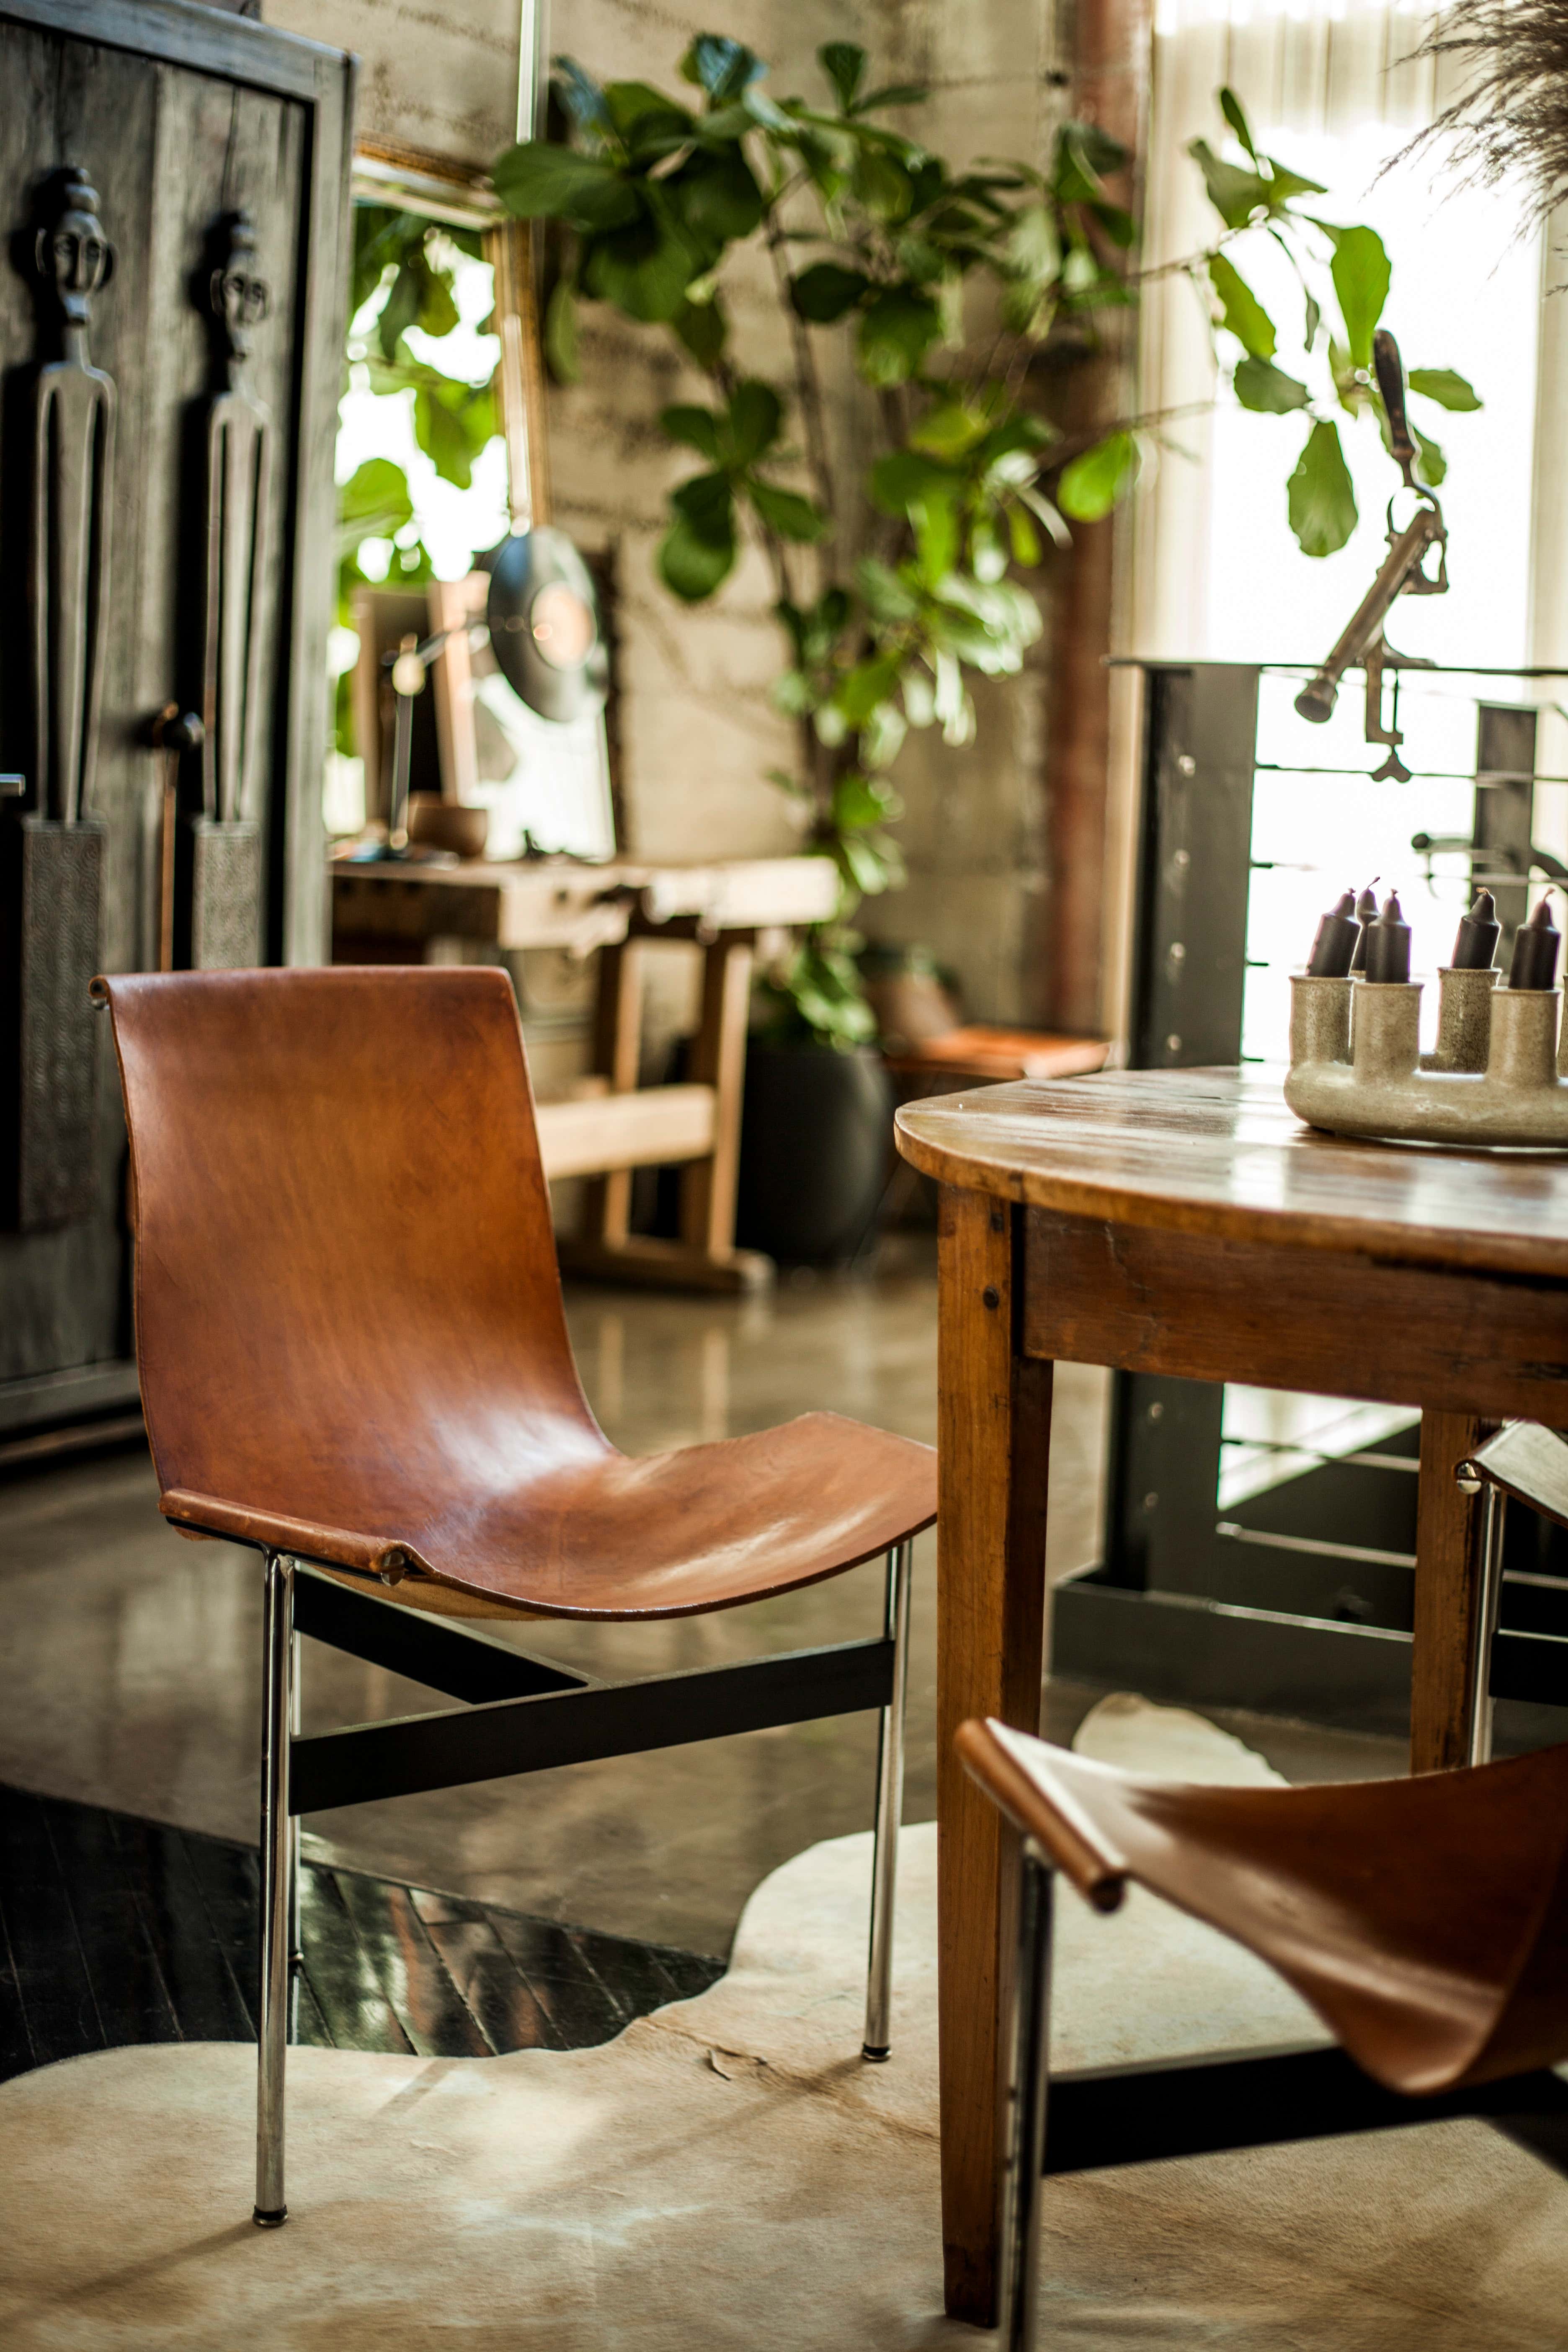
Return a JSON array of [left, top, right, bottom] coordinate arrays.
[[1294, 501, 1447, 728]]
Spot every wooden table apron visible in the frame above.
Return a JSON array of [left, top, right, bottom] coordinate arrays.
[[898, 1067, 1568, 2326]]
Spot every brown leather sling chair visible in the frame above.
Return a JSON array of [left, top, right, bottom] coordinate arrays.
[[959, 1715, 1568, 2347], [93, 966, 936, 2227]]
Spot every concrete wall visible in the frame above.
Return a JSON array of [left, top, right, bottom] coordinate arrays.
[[272, 0, 1071, 1025]]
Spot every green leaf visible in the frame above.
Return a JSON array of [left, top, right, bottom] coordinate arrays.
[[836, 655, 903, 727], [492, 142, 640, 232], [338, 456, 414, 540], [1305, 289, 1321, 351], [833, 770, 900, 829], [791, 262, 872, 323], [553, 58, 614, 140], [868, 448, 958, 514], [855, 284, 943, 387], [1262, 159, 1327, 205], [377, 260, 421, 361], [413, 378, 495, 488], [1233, 355, 1310, 413], [855, 556, 921, 623], [544, 278, 580, 383], [1209, 253, 1275, 359], [679, 35, 765, 102], [1408, 366, 1481, 413], [1006, 203, 1062, 289], [853, 83, 928, 115], [671, 469, 735, 544], [1287, 418, 1358, 557], [1188, 137, 1268, 231], [674, 296, 727, 366], [854, 148, 915, 224], [660, 402, 722, 459], [912, 490, 960, 583], [414, 260, 459, 339], [1219, 86, 1257, 160], [969, 514, 1007, 583], [748, 480, 826, 541], [819, 41, 866, 112], [726, 379, 782, 464], [666, 144, 764, 247], [1326, 224, 1390, 369], [908, 400, 991, 459], [583, 204, 699, 321], [1053, 120, 1128, 202], [1057, 430, 1137, 521], [658, 513, 735, 599], [1413, 426, 1446, 487], [603, 80, 694, 158], [1008, 502, 1042, 566]]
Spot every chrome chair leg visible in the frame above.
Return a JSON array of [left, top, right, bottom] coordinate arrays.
[[1468, 1484, 1507, 1767], [288, 1625, 303, 1968], [863, 1537, 913, 2061], [255, 1548, 295, 2228], [999, 1844, 1055, 2352]]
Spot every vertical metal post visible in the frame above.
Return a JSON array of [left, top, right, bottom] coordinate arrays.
[[999, 1846, 1054, 2352], [1468, 1485, 1506, 1767], [288, 1626, 302, 1968], [255, 1549, 294, 2227], [862, 1539, 913, 2061]]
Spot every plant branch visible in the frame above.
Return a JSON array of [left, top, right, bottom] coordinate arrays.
[[763, 195, 838, 539]]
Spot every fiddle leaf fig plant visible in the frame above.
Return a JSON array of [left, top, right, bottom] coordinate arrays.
[[1182, 88, 1480, 556], [492, 49, 1480, 1044]]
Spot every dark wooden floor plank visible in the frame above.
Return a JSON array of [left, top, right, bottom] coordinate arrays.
[[295, 1867, 415, 2056], [0, 1786, 104, 2073], [410, 1889, 561, 2055], [179, 1828, 260, 2038], [105, 1810, 249, 2044], [652, 1943, 726, 2004], [332, 1869, 490, 2059], [0, 1895, 36, 2080], [0, 1783, 724, 2082], [482, 1906, 629, 2048], [39, 1797, 181, 2055]]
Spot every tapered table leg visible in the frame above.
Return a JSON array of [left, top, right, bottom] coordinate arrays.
[[936, 1186, 1052, 2325], [1411, 1411, 1490, 1773]]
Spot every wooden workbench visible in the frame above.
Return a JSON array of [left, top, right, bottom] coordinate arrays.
[[332, 851, 840, 1290]]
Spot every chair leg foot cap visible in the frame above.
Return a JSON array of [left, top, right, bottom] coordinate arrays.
[[253, 2207, 288, 2229], [861, 2045, 890, 2064]]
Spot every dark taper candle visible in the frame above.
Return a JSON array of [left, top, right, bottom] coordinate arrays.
[[1363, 890, 1411, 985], [1450, 887, 1500, 971], [1307, 888, 1360, 977], [1349, 884, 1380, 973], [1508, 897, 1561, 991]]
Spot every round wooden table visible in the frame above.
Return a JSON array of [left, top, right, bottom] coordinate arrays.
[[895, 1064, 1568, 2325]]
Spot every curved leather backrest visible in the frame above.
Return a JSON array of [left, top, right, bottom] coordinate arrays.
[[98, 967, 608, 1565]]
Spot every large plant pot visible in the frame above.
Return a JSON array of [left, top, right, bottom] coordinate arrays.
[[735, 1040, 894, 1264]]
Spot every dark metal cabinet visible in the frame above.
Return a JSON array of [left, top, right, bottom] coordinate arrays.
[[0, 0, 353, 1435]]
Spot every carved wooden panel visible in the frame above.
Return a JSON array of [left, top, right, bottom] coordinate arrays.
[[0, 0, 351, 1415]]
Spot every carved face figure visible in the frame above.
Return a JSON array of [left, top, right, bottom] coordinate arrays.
[[209, 214, 270, 364], [36, 168, 114, 329]]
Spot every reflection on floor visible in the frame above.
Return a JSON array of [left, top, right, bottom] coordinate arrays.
[[0, 1779, 720, 2085], [0, 1242, 1403, 1962]]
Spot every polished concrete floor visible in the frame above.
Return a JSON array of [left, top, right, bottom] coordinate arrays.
[[0, 1244, 1403, 1957]]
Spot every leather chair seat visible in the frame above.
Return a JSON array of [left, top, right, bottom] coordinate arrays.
[[959, 1720, 1568, 2098], [164, 1408, 934, 1619]]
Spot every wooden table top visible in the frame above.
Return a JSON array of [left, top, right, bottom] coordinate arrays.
[[895, 1065, 1568, 1279]]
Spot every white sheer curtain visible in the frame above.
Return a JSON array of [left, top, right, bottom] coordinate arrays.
[[1101, 0, 1563, 1037]]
